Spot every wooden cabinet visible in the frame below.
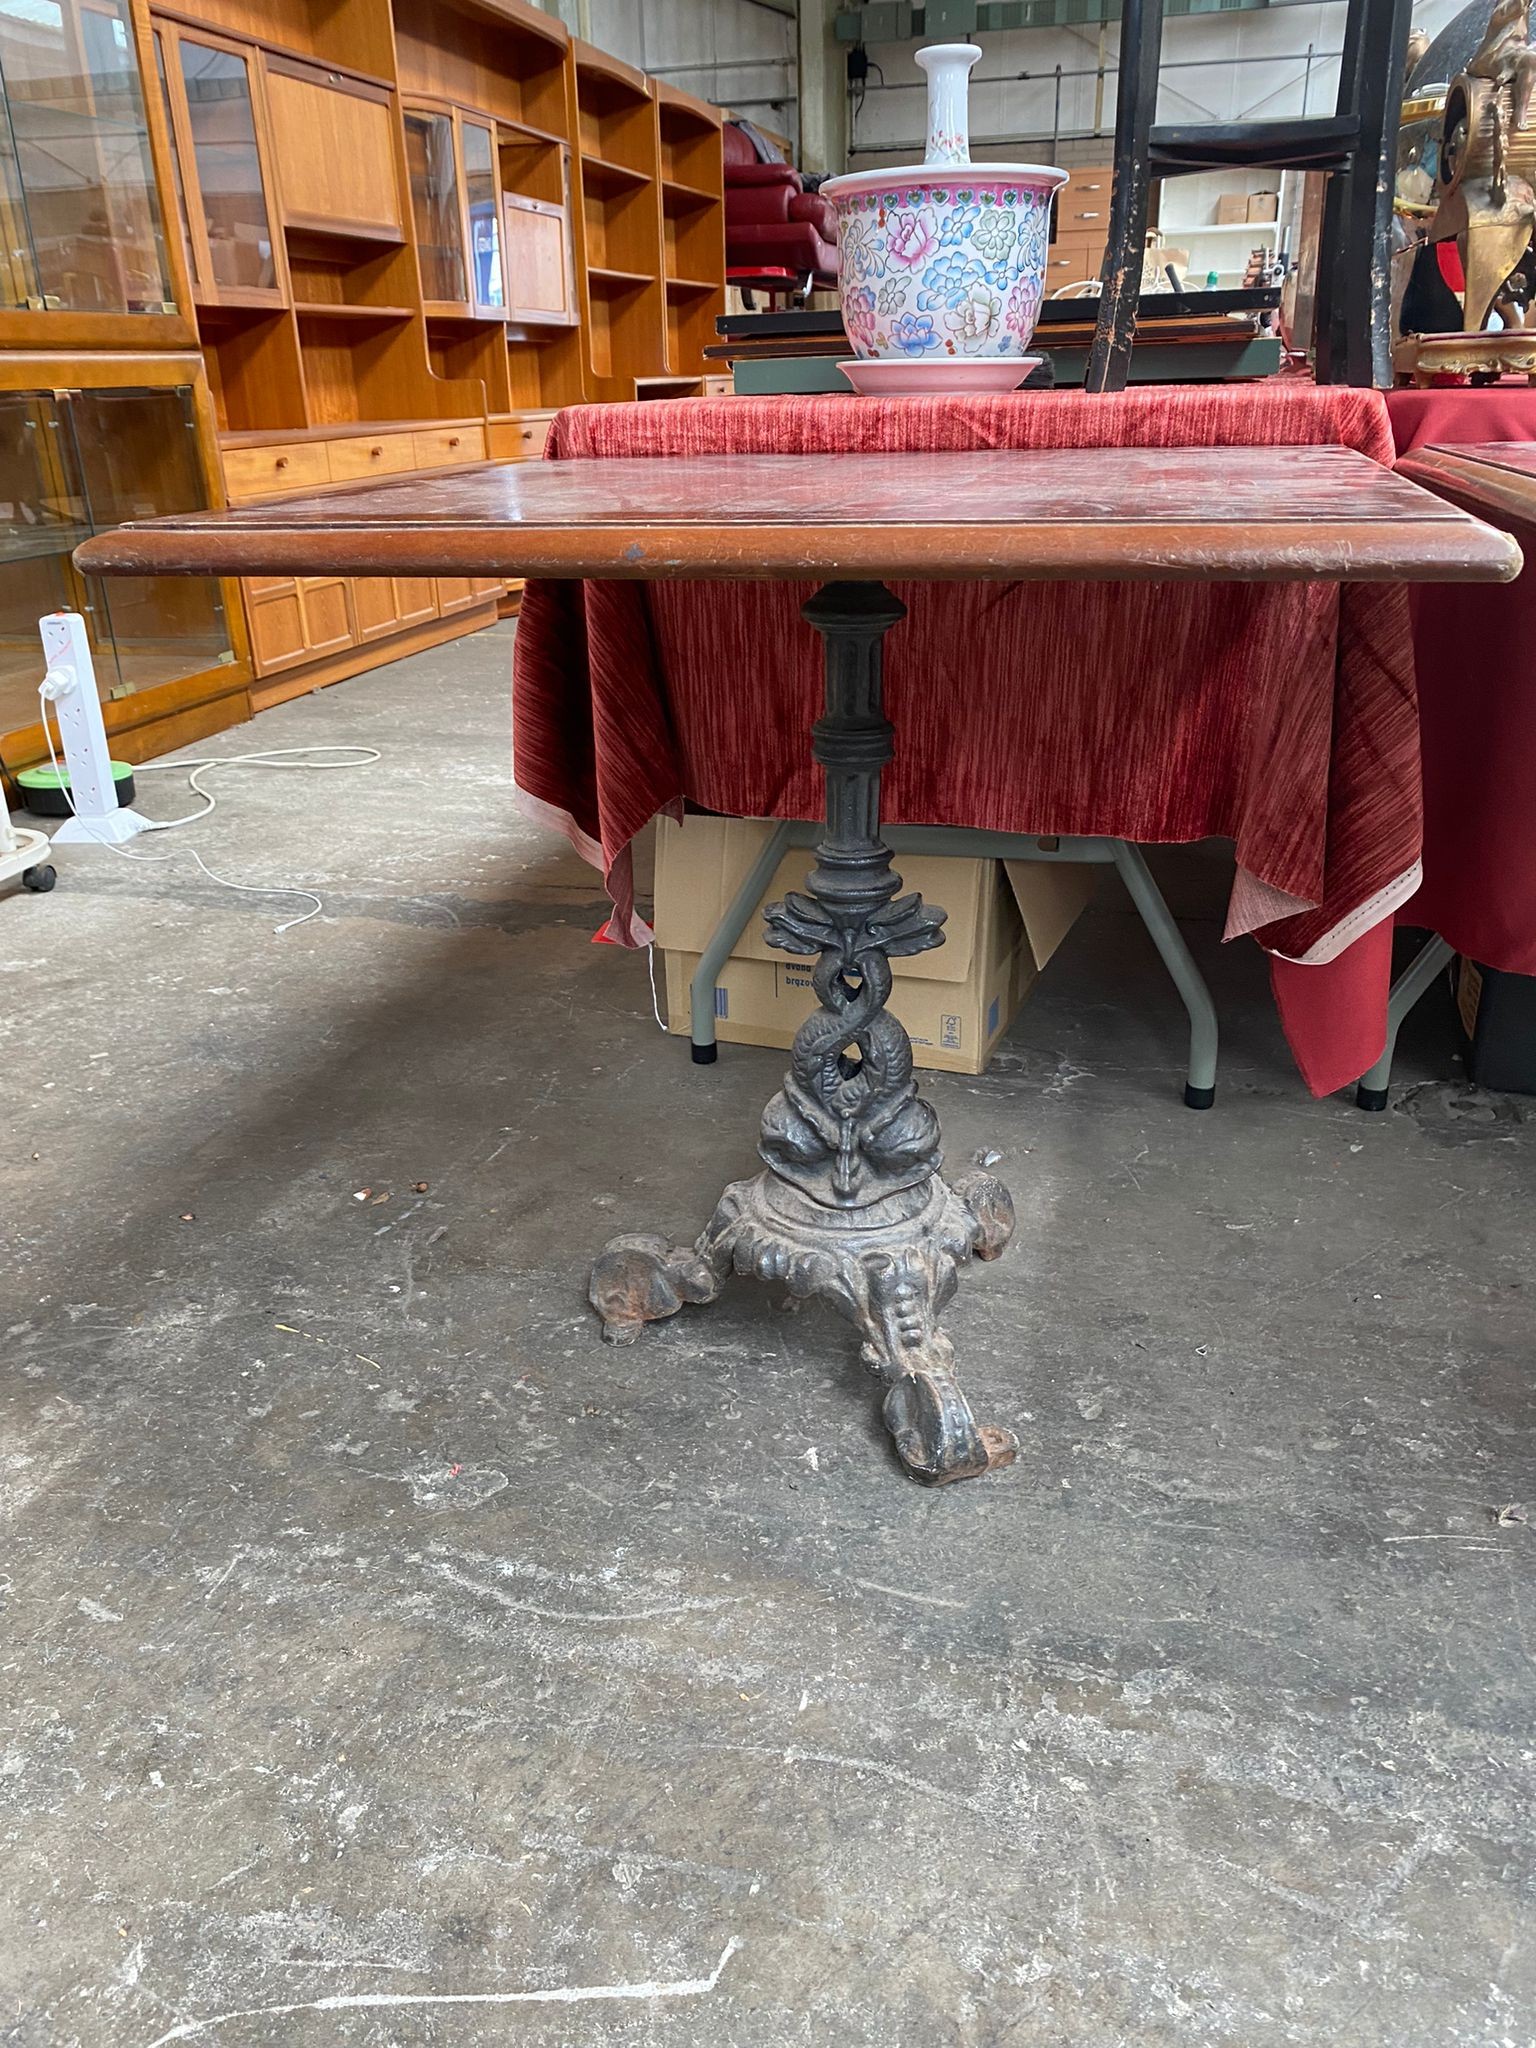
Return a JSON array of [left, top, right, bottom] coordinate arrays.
[[155, 24, 285, 308], [1049, 168, 1112, 299], [1046, 235, 1103, 290], [326, 430, 416, 481], [0, 364, 244, 763], [242, 568, 501, 685], [243, 577, 306, 671], [435, 576, 502, 615], [402, 101, 513, 319], [0, 0, 182, 338], [411, 423, 485, 467], [223, 438, 330, 502], [265, 60, 402, 244], [245, 574, 349, 672], [487, 410, 554, 461], [351, 576, 437, 641], [503, 193, 577, 327]]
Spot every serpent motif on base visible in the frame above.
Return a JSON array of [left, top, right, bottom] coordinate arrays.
[[759, 885, 947, 1206]]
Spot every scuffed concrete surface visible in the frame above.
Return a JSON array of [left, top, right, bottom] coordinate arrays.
[[2, 623, 1534, 2047]]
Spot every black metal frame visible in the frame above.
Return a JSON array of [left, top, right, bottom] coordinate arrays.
[[1086, 0, 1413, 391]]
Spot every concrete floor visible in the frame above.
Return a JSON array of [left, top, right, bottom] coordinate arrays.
[[2, 621, 1534, 2048]]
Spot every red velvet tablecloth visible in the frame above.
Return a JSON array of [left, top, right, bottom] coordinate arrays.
[[1390, 387, 1536, 966], [1271, 388, 1536, 1078], [513, 385, 1425, 1097]]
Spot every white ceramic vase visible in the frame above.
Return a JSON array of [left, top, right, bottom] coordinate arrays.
[[821, 42, 1067, 366]]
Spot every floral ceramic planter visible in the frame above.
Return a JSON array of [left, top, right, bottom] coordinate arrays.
[[822, 44, 1066, 365]]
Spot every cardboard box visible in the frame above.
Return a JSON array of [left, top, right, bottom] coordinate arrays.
[[1246, 191, 1279, 223], [1215, 194, 1249, 224], [654, 815, 1095, 1075]]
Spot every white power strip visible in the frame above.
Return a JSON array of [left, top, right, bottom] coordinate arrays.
[[35, 611, 379, 932]]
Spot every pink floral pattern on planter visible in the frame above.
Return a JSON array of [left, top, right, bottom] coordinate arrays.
[[887, 208, 941, 269], [829, 180, 1059, 363]]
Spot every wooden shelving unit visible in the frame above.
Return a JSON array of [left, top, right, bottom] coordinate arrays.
[[656, 82, 725, 384], [0, 0, 729, 724], [0, 0, 253, 781], [573, 41, 667, 403]]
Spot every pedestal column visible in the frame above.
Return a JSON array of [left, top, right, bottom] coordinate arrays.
[[590, 583, 1018, 1485]]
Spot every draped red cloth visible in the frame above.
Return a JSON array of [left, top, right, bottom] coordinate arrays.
[[512, 384, 1426, 1096], [1270, 387, 1536, 1078]]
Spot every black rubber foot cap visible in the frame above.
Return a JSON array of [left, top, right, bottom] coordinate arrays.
[[1356, 1084, 1388, 1112], [1184, 1083, 1215, 1110], [690, 1041, 718, 1065]]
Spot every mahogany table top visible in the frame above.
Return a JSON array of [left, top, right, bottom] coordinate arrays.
[[73, 445, 1520, 587], [1396, 440, 1536, 533]]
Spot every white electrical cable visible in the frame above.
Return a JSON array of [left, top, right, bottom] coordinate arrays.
[[36, 688, 378, 934], [646, 941, 668, 1033], [132, 745, 381, 833]]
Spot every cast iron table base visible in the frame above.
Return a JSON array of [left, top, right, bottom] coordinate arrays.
[[590, 582, 1020, 1485]]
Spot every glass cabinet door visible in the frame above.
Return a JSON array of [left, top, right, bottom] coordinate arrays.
[[0, 0, 174, 314], [0, 385, 230, 739], [404, 108, 467, 307], [0, 390, 91, 729], [462, 119, 503, 315], [65, 388, 229, 694], [175, 35, 277, 297]]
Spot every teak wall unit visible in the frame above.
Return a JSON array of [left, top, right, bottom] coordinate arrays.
[[0, 0, 253, 780], [0, 0, 728, 747], [143, 0, 729, 703]]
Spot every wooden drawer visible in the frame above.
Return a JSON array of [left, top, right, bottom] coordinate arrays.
[[326, 432, 417, 482], [1056, 171, 1111, 233], [1045, 237, 1103, 286], [490, 411, 554, 461], [411, 425, 486, 469], [224, 441, 331, 503]]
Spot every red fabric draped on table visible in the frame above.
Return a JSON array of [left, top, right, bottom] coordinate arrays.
[[513, 385, 1422, 1097], [1272, 388, 1536, 1082]]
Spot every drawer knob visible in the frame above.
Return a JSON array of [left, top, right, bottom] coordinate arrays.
[[448, 434, 460, 447], [369, 445, 383, 457], [275, 455, 289, 470]]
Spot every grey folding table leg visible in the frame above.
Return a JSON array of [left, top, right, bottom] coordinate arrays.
[[685, 822, 1220, 1109], [688, 819, 797, 1062], [1355, 933, 1456, 1111], [1108, 840, 1220, 1109]]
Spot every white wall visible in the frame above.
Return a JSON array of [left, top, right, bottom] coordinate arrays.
[[583, 0, 797, 143], [850, 0, 1473, 166]]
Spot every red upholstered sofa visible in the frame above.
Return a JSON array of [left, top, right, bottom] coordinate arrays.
[[723, 121, 839, 289]]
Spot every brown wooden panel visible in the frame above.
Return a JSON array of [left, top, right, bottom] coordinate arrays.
[[245, 581, 308, 671], [434, 575, 480, 613], [76, 445, 1524, 587], [298, 575, 354, 654], [1045, 235, 1103, 288], [349, 576, 403, 641], [326, 431, 417, 481], [1397, 443, 1536, 529], [411, 424, 487, 468], [394, 577, 439, 626], [265, 63, 403, 240], [224, 440, 331, 501], [504, 194, 577, 325], [486, 410, 555, 461]]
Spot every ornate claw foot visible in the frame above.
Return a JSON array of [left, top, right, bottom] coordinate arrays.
[[588, 581, 1025, 1484], [693, 1167, 1020, 1484], [589, 1232, 723, 1344]]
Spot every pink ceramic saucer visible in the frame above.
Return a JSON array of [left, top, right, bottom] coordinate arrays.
[[837, 355, 1042, 396]]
